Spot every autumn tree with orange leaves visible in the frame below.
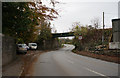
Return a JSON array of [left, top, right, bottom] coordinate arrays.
[[3, 1, 59, 43]]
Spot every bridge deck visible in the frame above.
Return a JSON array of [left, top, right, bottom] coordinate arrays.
[[52, 32, 74, 38]]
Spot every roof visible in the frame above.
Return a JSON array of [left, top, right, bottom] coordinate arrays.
[[112, 18, 120, 21]]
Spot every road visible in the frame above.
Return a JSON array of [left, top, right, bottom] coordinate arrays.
[[33, 44, 118, 77]]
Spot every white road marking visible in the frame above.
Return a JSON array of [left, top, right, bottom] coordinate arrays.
[[67, 60, 74, 64], [85, 68, 110, 78]]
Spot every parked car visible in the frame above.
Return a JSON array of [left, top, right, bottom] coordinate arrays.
[[28, 43, 37, 50], [22, 44, 29, 50], [16, 44, 27, 54]]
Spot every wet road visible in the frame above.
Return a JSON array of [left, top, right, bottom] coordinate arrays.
[[33, 44, 118, 77]]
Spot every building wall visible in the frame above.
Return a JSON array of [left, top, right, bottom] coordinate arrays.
[[2, 35, 17, 66], [112, 19, 120, 42], [109, 19, 120, 49], [0, 34, 2, 68]]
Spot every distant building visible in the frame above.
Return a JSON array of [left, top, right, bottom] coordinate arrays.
[[109, 18, 120, 49]]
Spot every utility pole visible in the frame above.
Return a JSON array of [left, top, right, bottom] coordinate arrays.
[[102, 12, 105, 44]]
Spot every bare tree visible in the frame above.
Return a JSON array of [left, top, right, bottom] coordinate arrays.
[[52, 24, 57, 33], [91, 17, 101, 29]]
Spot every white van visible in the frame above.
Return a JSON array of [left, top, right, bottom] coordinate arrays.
[[28, 43, 37, 50]]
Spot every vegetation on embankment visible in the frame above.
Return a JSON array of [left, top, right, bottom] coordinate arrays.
[[70, 22, 120, 63], [72, 50, 120, 64], [71, 22, 112, 51]]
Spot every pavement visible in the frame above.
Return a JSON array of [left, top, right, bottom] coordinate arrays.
[[2, 56, 23, 77], [2, 50, 42, 77], [33, 44, 119, 77]]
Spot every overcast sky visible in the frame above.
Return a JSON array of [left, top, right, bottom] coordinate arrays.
[[51, 0, 119, 33]]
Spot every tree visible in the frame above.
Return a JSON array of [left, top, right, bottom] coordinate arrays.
[[38, 21, 52, 41], [52, 24, 57, 33], [72, 22, 88, 39], [37, 20, 53, 50], [87, 25, 94, 30], [2, 2, 37, 43], [2, 1, 59, 43], [29, 1, 59, 21], [91, 17, 101, 29], [72, 22, 88, 51]]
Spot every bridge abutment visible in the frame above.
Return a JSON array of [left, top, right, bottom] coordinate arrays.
[[37, 38, 61, 50]]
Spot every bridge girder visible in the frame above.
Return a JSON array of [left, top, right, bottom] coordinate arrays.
[[52, 32, 74, 38]]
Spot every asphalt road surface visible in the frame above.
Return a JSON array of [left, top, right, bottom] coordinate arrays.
[[33, 44, 119, 77]]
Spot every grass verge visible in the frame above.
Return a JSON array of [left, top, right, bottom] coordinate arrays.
[[72, 50, 120, 64]]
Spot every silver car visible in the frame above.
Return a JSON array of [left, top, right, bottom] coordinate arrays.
[[17, 44, 27, 54], [22, 44, 29, 50]]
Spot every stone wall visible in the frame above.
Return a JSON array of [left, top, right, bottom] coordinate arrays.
[[109, 19, 120, 49], [38, 38, 61, 50], [112, 19, 120, 42], [2, 35, 17, 66]]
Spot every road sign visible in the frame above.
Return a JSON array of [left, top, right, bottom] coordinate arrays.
[[78, 36, 82, 40]]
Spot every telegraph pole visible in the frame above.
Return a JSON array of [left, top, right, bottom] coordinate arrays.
[[102, 12, 105, 44]]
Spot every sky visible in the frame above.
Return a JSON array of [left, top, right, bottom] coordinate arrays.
[[51, 0, 119, 33]]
